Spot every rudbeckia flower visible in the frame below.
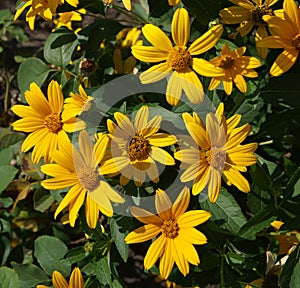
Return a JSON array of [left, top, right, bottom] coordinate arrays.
[[209, 43, 261, 95], [219, 0, 280, 59], [125, 187, 211, 279], [62, 85, 94, 120], [103, 0, 132, 11], [132, 8, 224, 106], [37, 267, 84, 288], [11, 80, 84, 164], [100, 105, 177, 186], [14, 0, 78, 30], [41, 130, 125, 228], [257, 0, 300, 76], [174, 104, 258, 202]]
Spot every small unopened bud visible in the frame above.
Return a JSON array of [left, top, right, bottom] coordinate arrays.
[[79, 58, 98, 77]]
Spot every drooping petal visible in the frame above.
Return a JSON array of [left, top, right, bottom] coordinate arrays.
[[188, 24, 223, 56], [85, 194, 99, 229], [269, 47, 298, 76], [172, 238, 189, 276], [125, 224, 161, 244], [144, 235, 166, 270], [236, 21, 254, 37], [142, 24, 173, 52], [233, 73, 247, 93], [131, 46, 168, 63], [209, 77, 221, 91], [69, 186, 86, 226], [172, 8, 190, 47]]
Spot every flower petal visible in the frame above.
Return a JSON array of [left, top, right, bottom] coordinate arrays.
[[85, 194, 99, 229], [140, 63, 172, 84], [270, 47, 298, 76], [223, 166, 250, 192], [144, 235, 166, 270], [179, 227, 208, 245], [159, 238, 174, 279], [172, 237, 189, 276], [48, 80, 63, 114], [166, 71, 183, 106], [125, 224, 161, 244], [150, 146, 175, 165], [130, 206, 163, 225], [52, 271, 69, 288], [148, 133, 177, 147], [134, 105, 149, 133], [219, 6, 252, 24], [155, 188, 172, 220], [69, 268, 84, 288], [177, 210, 211, 228], [131, 46, 168, 63], [172, 8, 190, 46], [172, 186, 190, 219]]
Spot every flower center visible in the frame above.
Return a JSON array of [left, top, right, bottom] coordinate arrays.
[[161, 219, 179, 239], [205, 147, 226, 170], [252, 4, 273, 25], [292, 33, 300, 50], [44, 113, 62, 133], [127, 135, 151, 161], [77, 167, 100, 192], [220, 56, 235, 70], [167, 46, 192, 72]]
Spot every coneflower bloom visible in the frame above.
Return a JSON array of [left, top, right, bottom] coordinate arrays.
[[11, 80, 84, 164], [125, 187, 211, 279], [209, 43, 261, 95], [41, 130, 125, 228], [132, 8, 224, 106], [174, 104, 258, 202], [219, 0, 280, 59], [36, 267, 84, 288], [14, 0, 79, 30], [257, 0, 300, 76], [100, 106, 177, 186], [62, 85, 94, 120]]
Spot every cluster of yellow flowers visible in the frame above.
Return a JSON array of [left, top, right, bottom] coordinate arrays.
[[12, 0, 300, 285]]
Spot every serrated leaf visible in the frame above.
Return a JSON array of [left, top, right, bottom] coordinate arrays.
[[12, 263, 48, 288], [0, 166, 18, 193], [200, 188, 247, 235], [0, 267, 20, 288], [94, 257, 112, 286], [17, 58, 50, 100], [34, 236, 70, 277], [110, 218, 128, 262], [44, 28, 78, 67]]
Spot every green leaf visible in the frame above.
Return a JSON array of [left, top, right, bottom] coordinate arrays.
[[34, 236, 70, 277], [0, 196, 13, 208], [60, 247, 88, 265], [0, 267, 20, 288], [78, 0, 105, 14], [0, 146, 14, 166], [238, 206, 276, 240], [17, 58, 50, 100], [12, 263, 48, 288], [94, 257, 112, 286], [44, 28, 78, 67], [200, 188, 247, 235], [290, 259, 300, 288], [110, 218, 128, 262], [33, 187, 54, 213], [0, 165, 18, 193], [0, 132, 25, 150]]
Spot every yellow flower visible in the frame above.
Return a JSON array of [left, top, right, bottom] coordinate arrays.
[[132, 8, 224, 106], [53, 9, 86, 31], [11, 80, 84, 164], [103, 0, 132, 11], [174, 104, 258, 202], [209, 43, 261, 95], [219, 0, 279, 59], [100, 105, 177, 186], [41, 130, 125, 228], [62, 85, 94, 120], [113, 51, 137, 74], [125, 187, 211, 279], [36, 267, 84, 288], [257, 0, 300, 76], [168, 0, 181, 6], [116, 27, 142, 49], [14, 0, 78, 30]]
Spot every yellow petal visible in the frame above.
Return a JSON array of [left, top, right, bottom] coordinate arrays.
[[237, 21, 254, 37], [223, 166, 250, 192], [125, 224, 161, 244], [41, 164, 73, 178], [180, 162, 200, 182], [284, 0, 300, 32], [159, 238, 174, 279], [140, 63, 171, 84], [172, 8, 190, 47], [11, 105, 41, 118], [177, 210, 211, 228], [100, 157, 130, 174], [188, 24, 223, 56], [192, 164, 210, 195], [52, 271, 69, 288], [155, 188, 172, 220], [150, 146, 175, 165], [226, 123, 251, 150], [219, 6, 252, 24], [255, 26, 268, 59], [141, 115, 162, 137], [131, 46, 168, 63], [148, 133, 177, 147], [94, 134, 109, 163], [85, 194, 99, 229], [144, 235, 166, 270], [69, 186, 86, 227], [122, 0, 132, 10], [209, 77, 221, 91], [175, 236, 200, 266], [263, 15, 294, 39], [257, 36, 289, 48], [208, 167, 222, 202], [185, 122, 210, 150], [228, 0, 254, 9], [179, 227, 208, 245], [270, 47, 298, 76], [142, 24, 173, 52], [134, 105, 149, 133], [233, 73, 247, 93], [130, 206, 163, 225], [172, 238, 189, 276], [192, 58, 225, 77], [69, 268, 84, 288], [174, 148, 200, 164], [172, 186, 190, 219], [48, 80, 63, 114], [79, 130, 95, 168], [88, 187, 113, 217], [13, 118, 45, 133], [166, 71, 183, 106]]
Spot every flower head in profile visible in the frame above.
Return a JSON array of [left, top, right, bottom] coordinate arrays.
[[41, 130, 125, 228], [100, 106, 177, 187], [132, 8, 224, 106], [219, 0, 279, 58], [11, 80, 84, 164], [62, 85, 94, 120], [37, 267, 84, 288], [257, 0, 300, 76], [125, 187, 211, 279], [103, 0, 132, 11], [209, 43, 261, 95], [14, 0, 79, 30], [174, 104, 258, 202]]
